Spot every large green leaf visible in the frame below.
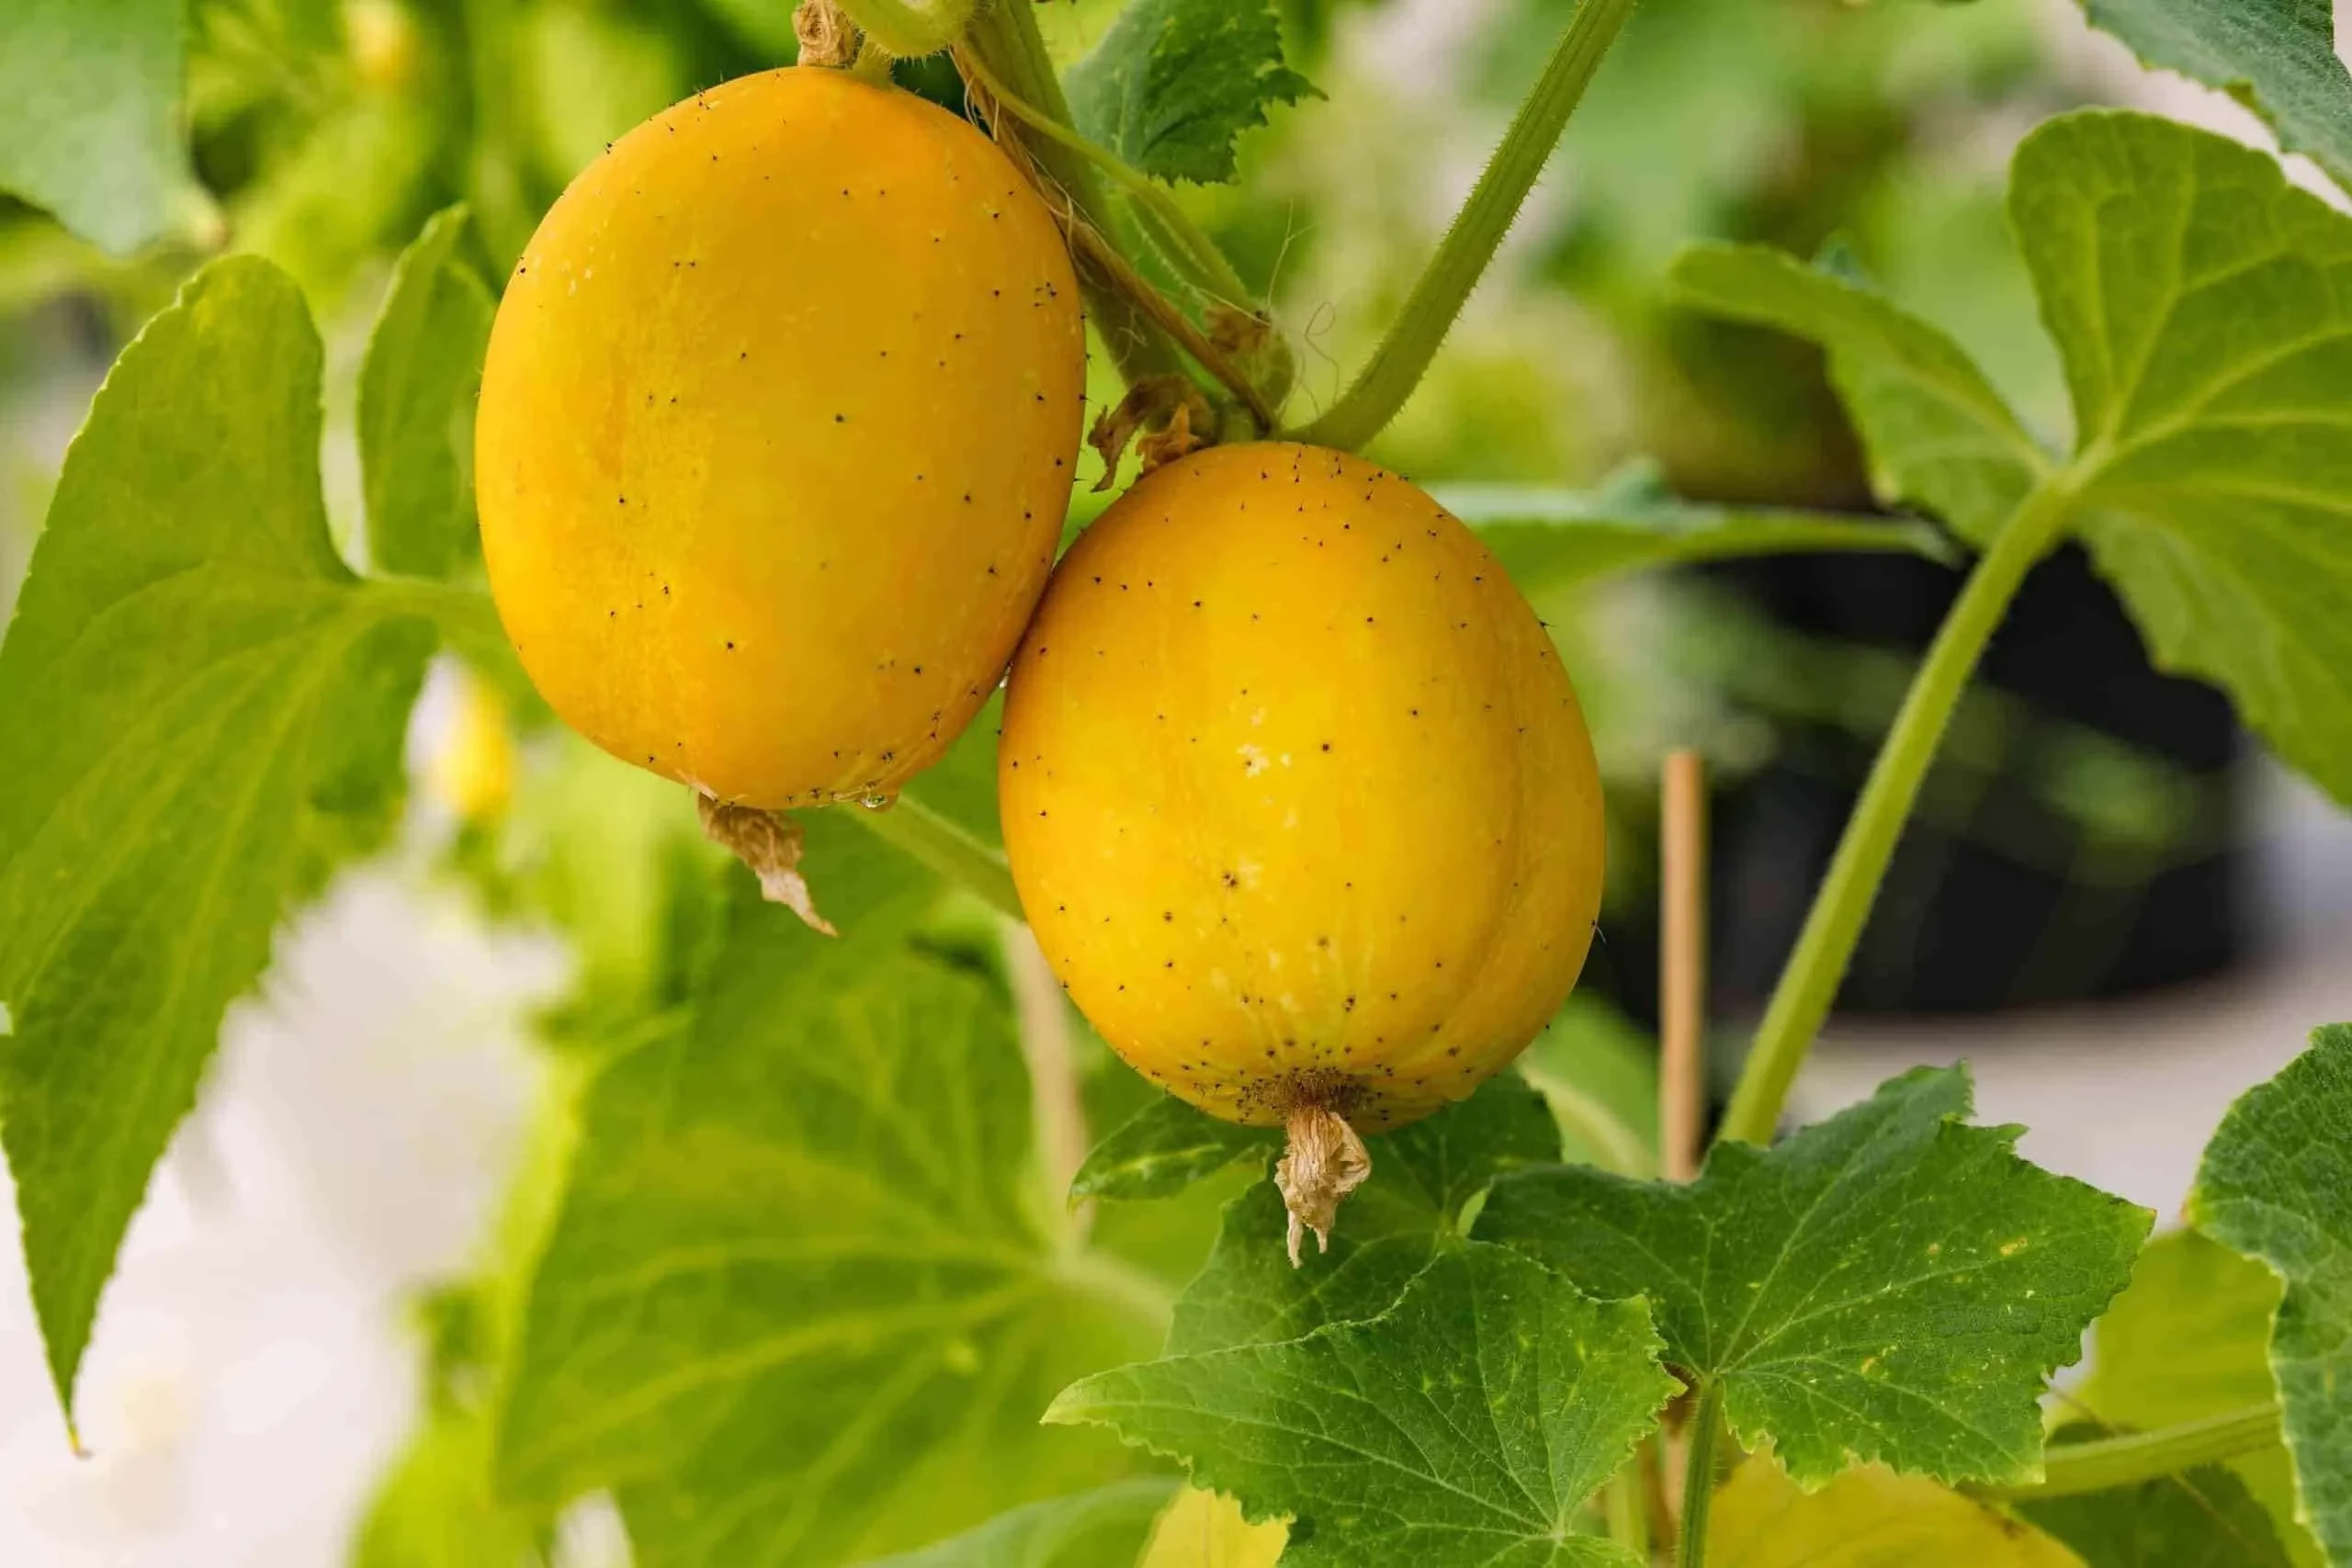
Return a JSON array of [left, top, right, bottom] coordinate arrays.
[[1065, 0, 1316, 186], [1671, 112, 2352, 807], [1478, 1066, 2151, 1487], [361, 206, 494, 581], [1048, 1242, 1676, 1567], [1439, 462, 1958, 591], [495, 817, 1168, 1566], [2071, 0, 2352, 195], [0, 257, 481, 1427], [1168, 1075, 1560, 1356], [2076, 1227, 2318, 1564], [2012, 110, 2352, 806], [856, 1480, 1178, 1568], [0, 0, 189, 253], [2189, 1023, 2352, 1566], [356, 1404, 542, 1568], [1665, 243, 2052, 544], [2017, 1426, 2295, 1568]]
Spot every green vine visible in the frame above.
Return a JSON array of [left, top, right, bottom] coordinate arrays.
[[1974, 1403, 2285, 1503], [1719, 467, 2080, 1145], [1292, 0, 1637, 451]]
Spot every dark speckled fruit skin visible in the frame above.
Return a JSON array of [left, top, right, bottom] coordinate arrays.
[[478, 67, 1084, 809], [1001, 443, 1606, 1130]]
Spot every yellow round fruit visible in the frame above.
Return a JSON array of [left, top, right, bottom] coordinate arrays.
[[1000, 443, 1604, 1253], [477, 67, 1083, 809]]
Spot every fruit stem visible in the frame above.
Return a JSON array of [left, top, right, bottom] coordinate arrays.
[[957, 0, 1230, 416], [1291, 0, 1637, 452], [843, 791, 1025, 923], [954, 46, 1254, 309], [1063, 220, 1280, 430], [1676, 1381, 1723, 1568], [830, 0, 974, 59], [1716, 468, 2082, 1146], [1274, 1105, 1372, 1267], [1968, 1403, 2284, 1502]]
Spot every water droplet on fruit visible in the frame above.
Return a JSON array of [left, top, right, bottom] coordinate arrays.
[[860, 790, 899, 812]]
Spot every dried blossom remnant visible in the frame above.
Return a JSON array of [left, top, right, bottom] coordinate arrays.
[[1275, 1104, 1372, 1267], [697, 794, 837, 935], [793, 0, 858, 68], [1088, 374, 1215, 490]]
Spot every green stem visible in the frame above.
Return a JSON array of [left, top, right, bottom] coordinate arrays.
[[846, 794, 1024, 923], [956, 48, 1252, 307], [1973, 1404, 2284, 1502], [1678, 1382, 1724, 1568], [1292, 0, 1636, 451], [831, 0, 973, 58], [958, 2, 1187, 393], [1717, 470, 2081, 1146]]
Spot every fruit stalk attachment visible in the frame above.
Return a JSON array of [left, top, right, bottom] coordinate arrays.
[[1275, 1105, 1373, 1267], [697, 796, 836, 935]]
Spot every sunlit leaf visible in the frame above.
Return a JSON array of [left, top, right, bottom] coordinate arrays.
[[2076, 1228, 2318, 1564], [1710, 1455, 2081, 1568], [0, 258, 472, 1427], [1479, 1066, 2150, 1486], [1136, 1486, 1287, 1568], [2017, 1424, 2294, 1568]]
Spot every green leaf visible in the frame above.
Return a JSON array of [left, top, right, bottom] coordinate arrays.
[[496, 816, 1168, 1566], [2071, 0, 2352, 195], [2016, 1425, 2295, 1568], [1047, 1242, 1676, 1567], [1071, 1096, 1275, 1204], [2076, 1228, 2318, 1565], [2011, 110, 2352, 806], [2189, 1023, 2352, 1565], [361, 206, 495, 581], [1438, 460, 1959, 591], [0, 0, 190, 254], [856, 1480, 1179, 1568], [1066, 0, 1317, 186], [0, 257, 458, 1427], [1477, 1066, 2152, 1487], [1665, 242, 2052, 544], [1169, 1075, 1560, 1356]]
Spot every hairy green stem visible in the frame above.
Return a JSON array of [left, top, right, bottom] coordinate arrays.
[[1717, 471, 2081, 1145], [1292, 0, 1636, 451], [846, 794, 1024, 922], [1971, 1404, 2285, 1503], [1678, 1382, 1724, 1568], [956, 48, 1252, 307], [958, 1, 1187, 393], [831, 0, 974, 58]]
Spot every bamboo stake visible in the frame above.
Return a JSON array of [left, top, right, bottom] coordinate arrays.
[[1660, 749, 1707, 1182]]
